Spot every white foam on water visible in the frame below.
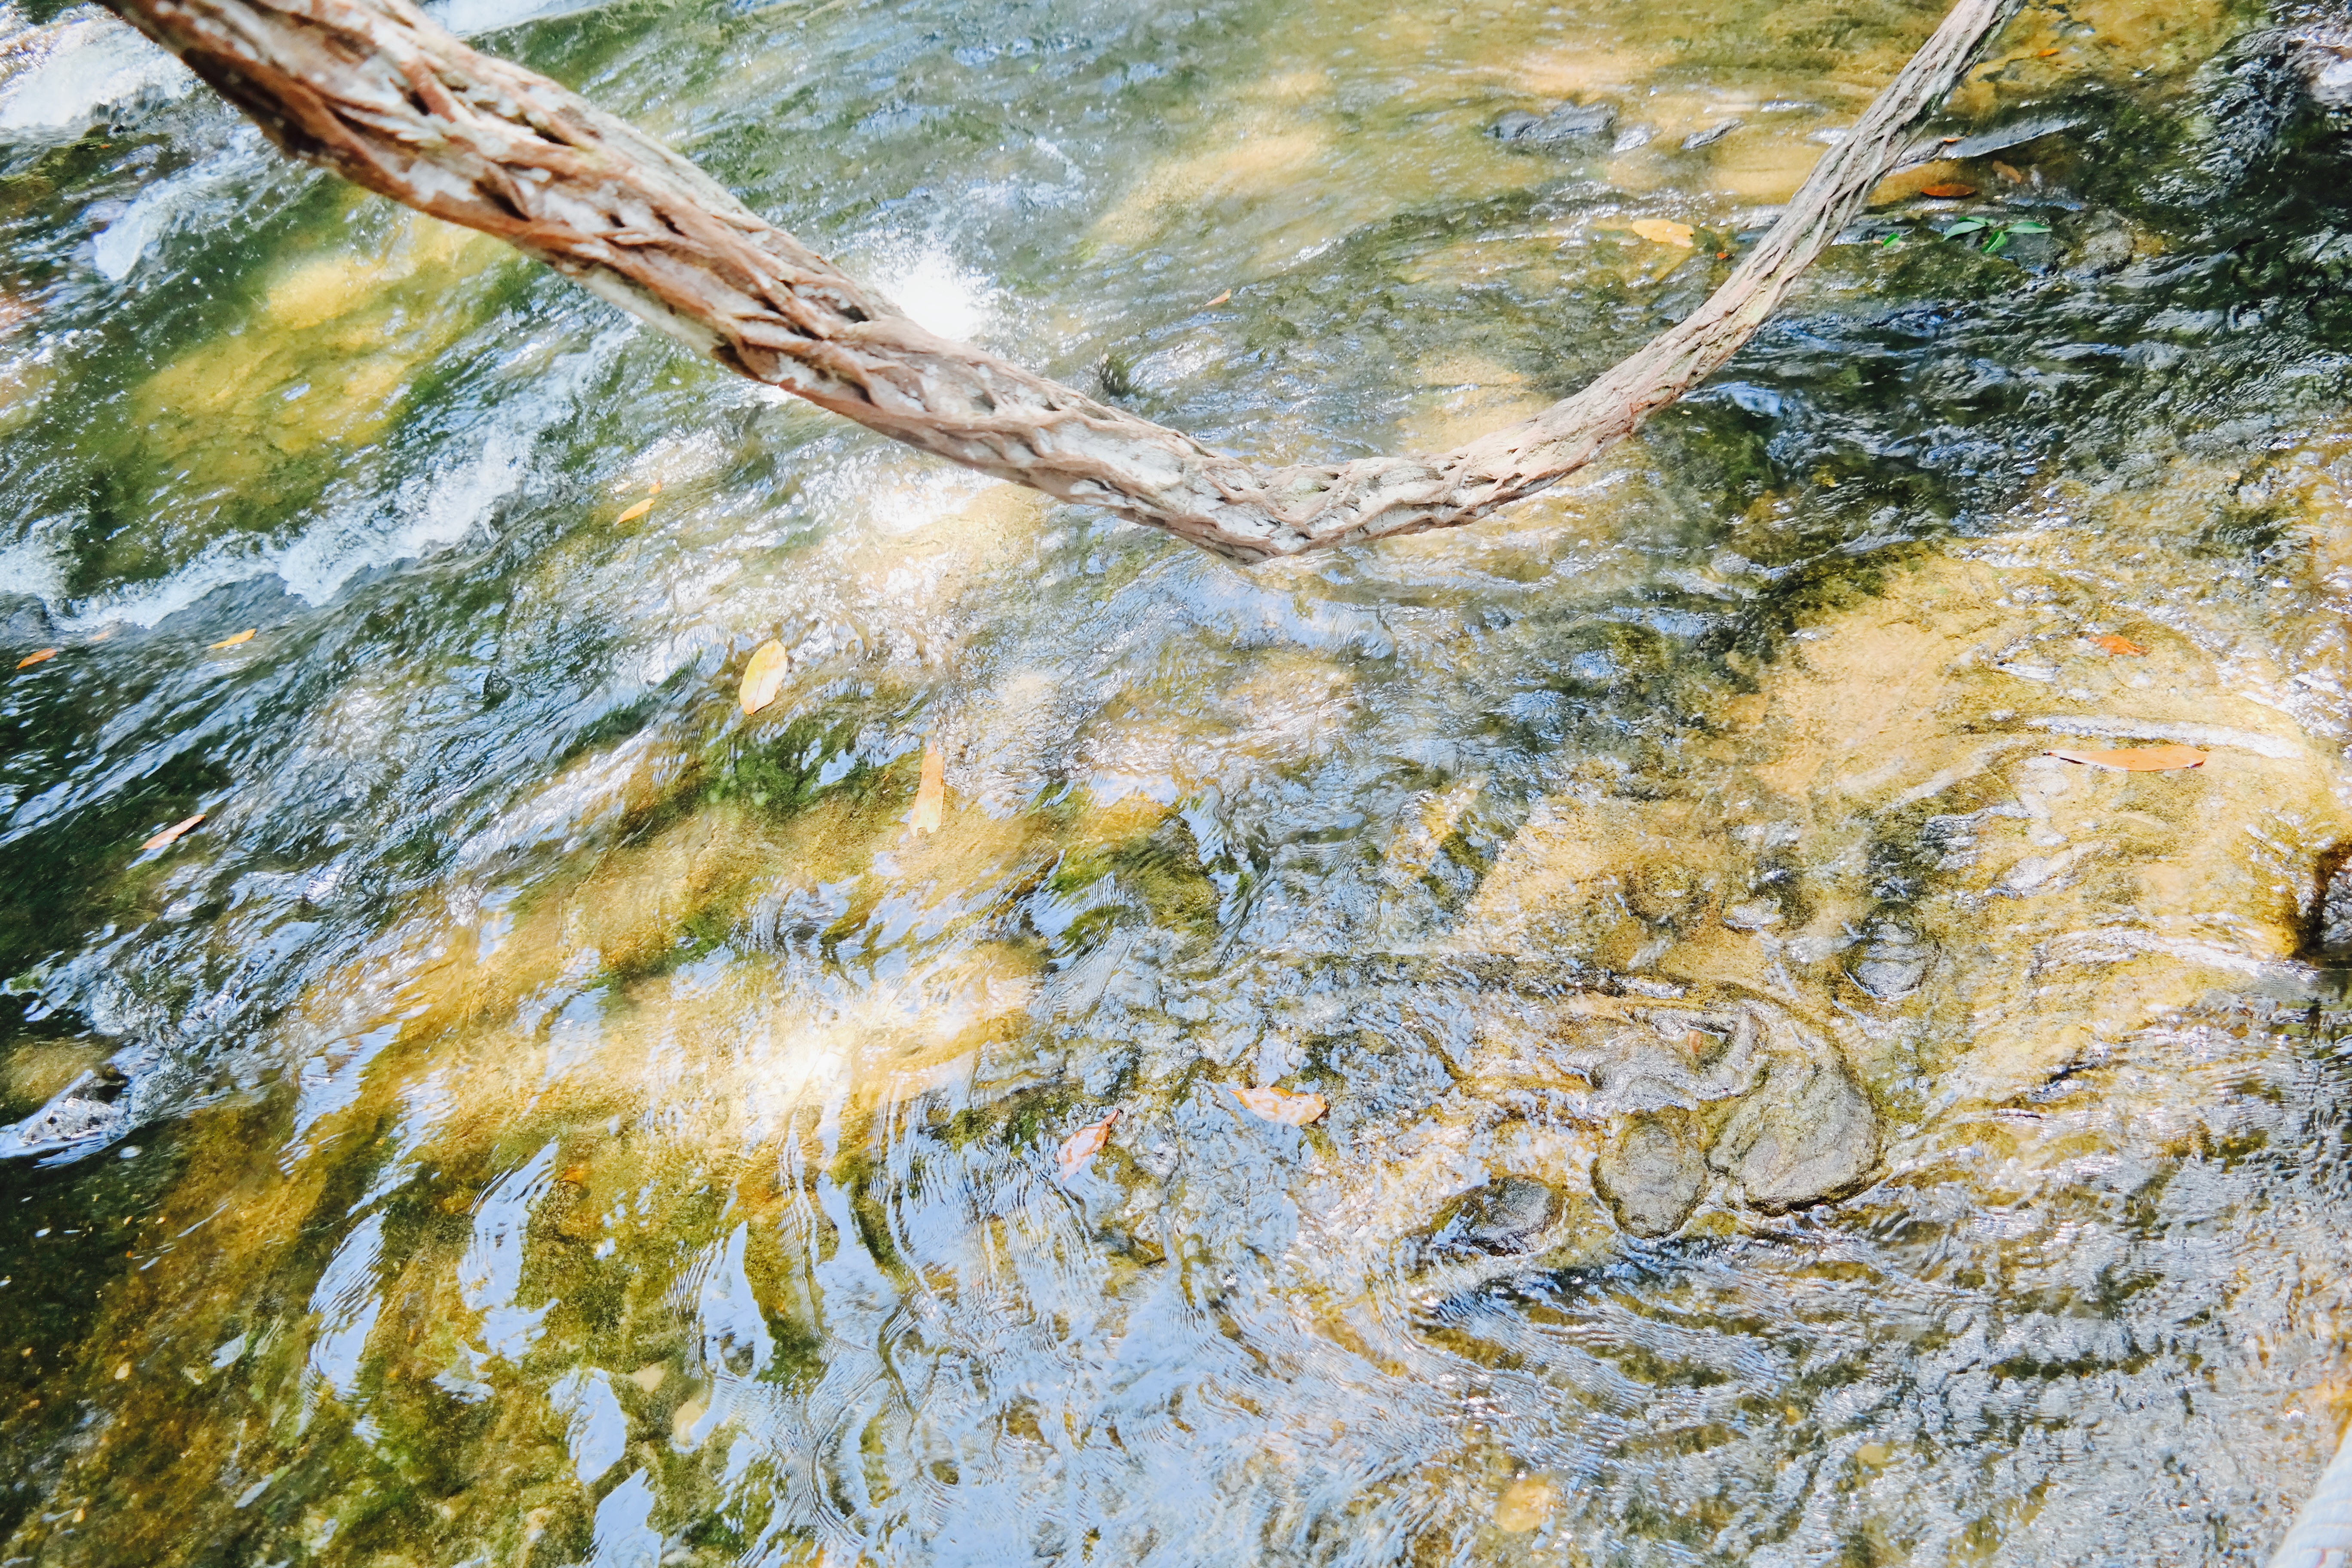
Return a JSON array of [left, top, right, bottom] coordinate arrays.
[[0, 9, 192, 136], [863, 240, 998, 342], [426, 0, 631, 33], [0, 0, 632, 151], [34, 359, 591, 629], [0, 530, 67, 605], [278, 414, 539, 603], [91, 137, 262, 282]]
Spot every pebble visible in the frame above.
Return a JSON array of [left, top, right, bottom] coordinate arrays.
[[1489, 102, 1617, 147], [1710, 1056, 1880, 1213], [1592, 1112, 1707, 1237], [1850, 926, 1933, 1000], [1424, 1176, 1563, 1257]]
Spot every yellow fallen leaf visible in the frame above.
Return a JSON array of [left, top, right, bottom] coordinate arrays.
[[15, 647, 58, 669], [649, 479, 662, 496], [737, 640, 788, 714], [208, 628, 255, 650], [1057, 1109, 1122, 1179], [616, 498, 654, 524], [1230, 1084, 1327, 1127], [141, 813, 206, 851], [2044, 744, 2208, 772], [1628, 218, 1695, 247], [1494, 1475, 1559, 1533], [908, 742, 945, 833]]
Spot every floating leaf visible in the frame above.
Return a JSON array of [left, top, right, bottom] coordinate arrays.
[[1057, 1109, 1121, 1179], [1230, 1084, 1328, 1127], [649, 479, 662, 496], [908, 742, 945, 833], [141, 813, 206, 851], [2045, 744, 2208, 772], [207, 628, 255, 650], [1204, 290, 1232, 307], [15, 647, 58, 669], [2005, 220, 2051, 233], [1941, 218, 1988, 236], [2090, 634, 2147, 657], [558, 1164, 588, 1186], [1992, 160, 2025, 182], [616, 498, 654, 524], [737, 640, 788, 714], [1628, 218, 1695, 247], [1920, 182, 1976, 199], [1983, 230, 2012, 255]]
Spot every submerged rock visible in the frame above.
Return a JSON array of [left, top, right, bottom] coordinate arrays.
[[1709, 1054, 1880, 1213], [1592, 1111, 1707, 1237], [1850, 924, 1934, 1000], [1424, 1175, 1564, 1258], [1489, 102, 1616, 147], [0, 591, 53, 651], [0, 1067, 130, 1161]]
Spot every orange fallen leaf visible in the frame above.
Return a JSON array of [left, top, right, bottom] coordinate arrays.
[[649, 479, 662, 496], [1205, 290, 1232, 307], [2090, 634, 2147, 657], [2035, 47, 2061, 57], [2044, 744, 2208, 772], [15, 647, 58, 669], [1991, 159, 2025, 183], [1230, 1084, 1327, 1127], [1057, 1109, 1121, 1179], [207, 628, 255, 650], [558, 1164, 588, 1186], [738, 639, 788, 714], [1919, 183, 1976, 199], [908, 742, 945, 833], [616, 498, 654, 524], [1628, 218, 1695, 247], [141, 813, 206, 851]]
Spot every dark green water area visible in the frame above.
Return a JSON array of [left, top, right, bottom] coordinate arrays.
[[2, 0, 2352, 1561]]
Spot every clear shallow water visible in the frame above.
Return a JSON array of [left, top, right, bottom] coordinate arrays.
[[1, 0, 2351, 1562]]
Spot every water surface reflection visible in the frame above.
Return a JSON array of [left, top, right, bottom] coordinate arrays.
[[2, 0, 2351, 1562]]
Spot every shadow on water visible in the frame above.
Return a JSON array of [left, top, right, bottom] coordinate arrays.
[[1, 0, 2351, 1561]]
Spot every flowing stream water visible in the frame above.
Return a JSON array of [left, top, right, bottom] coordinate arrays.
[[3, 0, 2352, 1562]]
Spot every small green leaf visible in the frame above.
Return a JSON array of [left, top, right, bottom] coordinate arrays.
[[1983, 230, 2012, 254], [2006, 220, 2052, 233], [1880, 233, 1903, 248], [1942, 218, 1988, 236]]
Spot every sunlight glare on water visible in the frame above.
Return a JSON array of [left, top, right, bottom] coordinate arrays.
[[1, 0, 2351, 1563]]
